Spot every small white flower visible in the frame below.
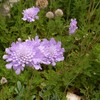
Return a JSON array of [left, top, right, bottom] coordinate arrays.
[[0, 77, 8, 84]]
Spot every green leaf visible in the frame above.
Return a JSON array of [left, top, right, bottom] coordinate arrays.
[[17, 81, 22, 91]]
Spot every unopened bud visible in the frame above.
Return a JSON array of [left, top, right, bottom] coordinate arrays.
[[46, 11, 54, 19], [55, 9, 63, 17]]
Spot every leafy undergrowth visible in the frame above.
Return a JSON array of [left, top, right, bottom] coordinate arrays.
[[0, 0, 100, 100]]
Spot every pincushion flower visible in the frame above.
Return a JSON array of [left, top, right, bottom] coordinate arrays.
[[36, 0, 48, 9], [3, 36, 65, 74], [69, 18, 78, 34], [22, 6, 40, 22], [3, 36, 42, 74], [39, 38, 65, 66]]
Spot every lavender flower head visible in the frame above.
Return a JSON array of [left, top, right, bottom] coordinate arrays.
[[3, 36, 42, 74], [39, 38, 65, 66], [69, 18, 78, 34], [22, 6, 40, 22], [3, 37, 65, 74]]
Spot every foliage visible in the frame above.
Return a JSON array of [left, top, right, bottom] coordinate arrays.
[[0, 0, 100, 100]]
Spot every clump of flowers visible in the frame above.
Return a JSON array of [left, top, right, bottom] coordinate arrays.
[[22, 6, 40, 22], [3, 36, 65, 74], [36, 0, 48, 9], [46, 11, 54, 19], [54, 9, 63, 17], [69, 18, 78, 34]]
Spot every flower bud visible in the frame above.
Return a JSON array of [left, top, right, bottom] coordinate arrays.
[[55, 9, 63, 17], [46, 11, 54, 19]]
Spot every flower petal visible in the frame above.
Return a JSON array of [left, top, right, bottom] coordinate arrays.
[[6, 63, 12, 69], [15, 68, 21, 75], [33, 64, 42, 70], [3, 55, 8, 59], [5, 48, 11, 54]]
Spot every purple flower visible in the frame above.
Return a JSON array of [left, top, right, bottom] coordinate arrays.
[[22, 6, 40, 22], [3, 36, 42, 74], [38, 38, 65, 66], [3, 36, 65, 74], [69, 18, 78, 34]]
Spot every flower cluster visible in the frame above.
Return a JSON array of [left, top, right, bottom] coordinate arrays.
[[3, 36, 65, 74], [22, 6, 40, 22], [69, 19, 78, 34]]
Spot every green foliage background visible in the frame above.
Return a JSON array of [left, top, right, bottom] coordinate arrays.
[[0, 0, 100, 100]]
